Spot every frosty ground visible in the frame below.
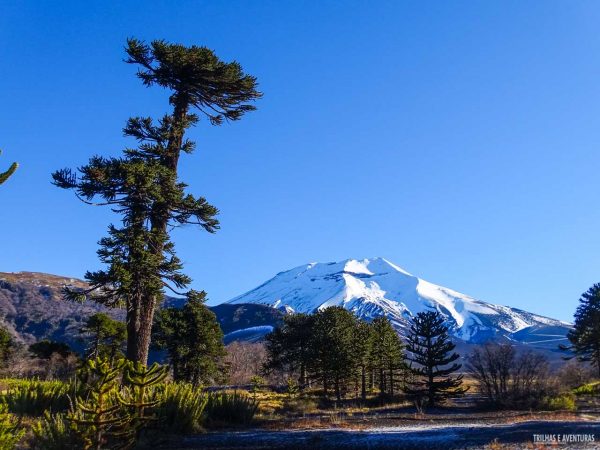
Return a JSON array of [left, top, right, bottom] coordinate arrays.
[[157, 410, 600, 449]]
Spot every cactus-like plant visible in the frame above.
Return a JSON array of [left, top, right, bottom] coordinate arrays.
[[68, 357, 129, 450], [0, 150, 17, 185], [118, 361, 168, 444]]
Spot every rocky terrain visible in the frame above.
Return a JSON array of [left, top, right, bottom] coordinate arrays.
[[0, 272, 282, 350]]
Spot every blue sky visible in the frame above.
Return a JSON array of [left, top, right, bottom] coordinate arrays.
[[1, 1, 599, 321]]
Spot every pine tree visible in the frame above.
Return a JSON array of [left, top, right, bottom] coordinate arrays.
[[52, 39, 261, 365], [80, 313, 127, 361], [153, 294, 226, 385], [405, 311, 466, 407], [564, 284, 600, 377], [0, 150, 17, 185]]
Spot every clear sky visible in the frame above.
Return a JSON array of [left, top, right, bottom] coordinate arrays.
[[1, 1, 599, 321]]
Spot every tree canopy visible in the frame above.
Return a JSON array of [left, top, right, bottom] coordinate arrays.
[[29, 340, 72, 360], [264, 309, 406, 401], [52, 39, 261, 364], [564, 283, 600, 377], [153, 295, 227, 385], [405, 310, 466, 407], [79, 313, 127, 361], [0, 150, 17, 185]]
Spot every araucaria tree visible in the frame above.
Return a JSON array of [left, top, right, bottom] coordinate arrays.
[[80, 313, 127, 361], [370, 316, 405, 398], [312, 307, 359, 400], [53, 39, 261, 364], [263, 313, 315, 388], [564, 283, 600, 377], [405, 310, 466, 407], [153, 295, 227, 385], [0, 150, 17, 185], [263, 310, 407, 401]]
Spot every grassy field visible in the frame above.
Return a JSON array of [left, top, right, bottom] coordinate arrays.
[[1, 376, 598, 449]]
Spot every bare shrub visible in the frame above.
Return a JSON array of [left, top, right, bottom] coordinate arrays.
[[467, 343, 555, 409], [0, 345, 78, 381], [556, 360, 595, 389], [224, 342, 269, 385]]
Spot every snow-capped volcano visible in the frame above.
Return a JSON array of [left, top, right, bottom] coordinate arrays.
[[226, 258, 571, 347]]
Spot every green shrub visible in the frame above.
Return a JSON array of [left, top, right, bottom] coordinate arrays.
[[573, 381, 600, 396], [544, 393, 577, 411], [31, 359, 171, 449], [205, 391, 258, 426], [0, 403, 23, 450], [2, 380, 73, 416], [286, 378, 299, 398], [152, 383, 207, 434], [31, 412, 84, 450], [0, 378, 35, 391], [249, 376, 265, 400], [282, 396, 318, 415]]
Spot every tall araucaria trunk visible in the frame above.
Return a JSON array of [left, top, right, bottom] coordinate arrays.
[[126, 299, 156, 365], [131, 98, 189, 365]]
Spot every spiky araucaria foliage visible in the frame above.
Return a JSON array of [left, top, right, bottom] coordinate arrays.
[[0, 150, 17, 185], [563, 283, 600, 377], [405, 310, 467, 407], [80, 313, 127, 361], [68, 357, 130, 450], [118, 361, 168, 444], [153, 294, 227, 386], [52, 39, 261, 365], [369, 316, 406, 398]]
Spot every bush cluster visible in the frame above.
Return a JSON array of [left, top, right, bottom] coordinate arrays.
[[1, 379, 75, 416], [0, 357, 260, 449]]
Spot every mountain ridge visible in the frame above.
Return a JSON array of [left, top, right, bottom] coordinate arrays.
[[0, 262, 573, 357], [226, 257, 571, 350]]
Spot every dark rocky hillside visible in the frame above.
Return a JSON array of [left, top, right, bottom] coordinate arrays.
[[0, 272, 124, 350], [0, 272, 282, 350], [211, 303, 283, 335]]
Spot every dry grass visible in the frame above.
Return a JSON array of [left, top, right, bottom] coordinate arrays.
[[249, 388, 413, 419], [485, 439, 565, 450], [227, 386, 591, 434]]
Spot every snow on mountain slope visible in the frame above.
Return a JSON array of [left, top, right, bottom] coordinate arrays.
[[226, 258, 571, 345]]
